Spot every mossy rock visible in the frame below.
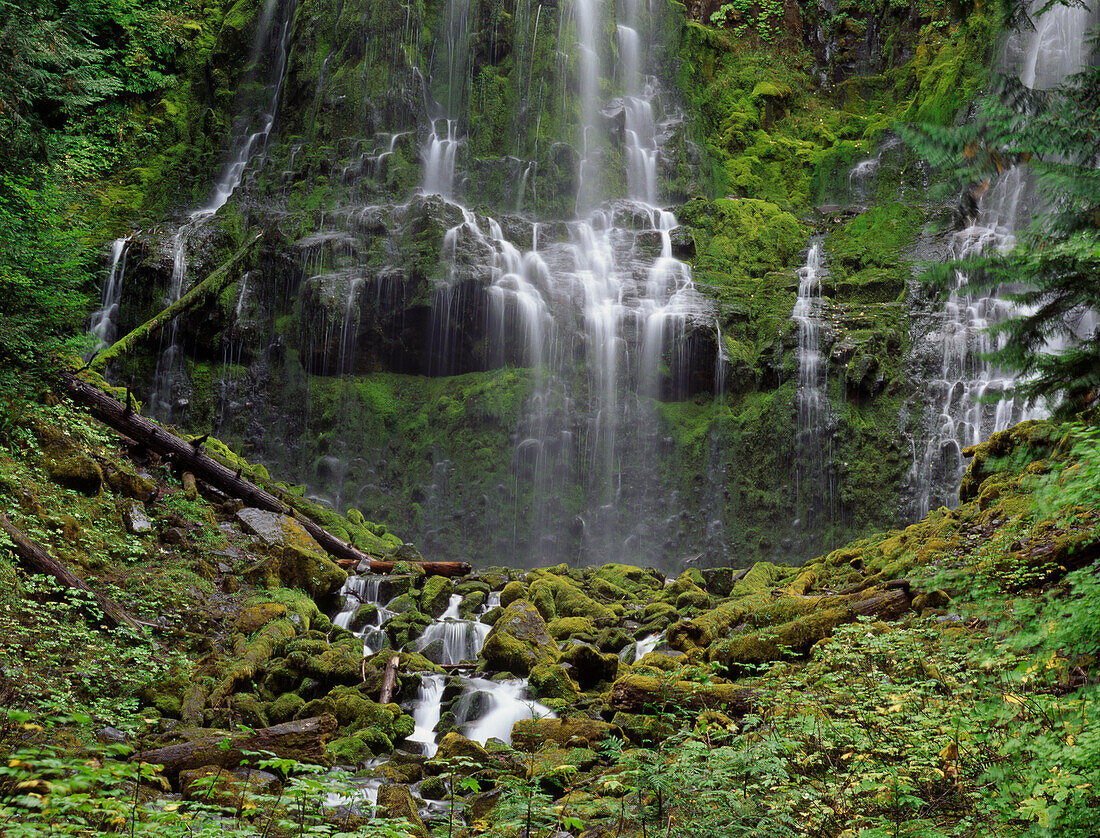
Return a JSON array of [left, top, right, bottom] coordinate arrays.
[[708, 606, 852, 673], [235, 602, 288, 634], [349, 603, 379, 632], [106, 467, 157, 502], [675, 587, 711, 612], [547, 616, 597, 642], [528, 662, 581, 702], [420, 575, 453, 617], [43, 454, 103, 495], [560, 643, 620, 689], [480, 599, 557, 676], [419, 775, 447, 800], [499, 580, 527, 607], [526, 574, 616, 624], [459, 590, 487, 618], [288, 642, 363, 686], [268, 692, 305, 724], [327, 685, 398, 737], [511, 717, 623, 751], [327, 729, 392, 764], [385, 609, 432, 648], [429, 731, 494, 773]]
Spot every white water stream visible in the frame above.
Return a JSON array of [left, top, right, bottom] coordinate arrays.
[[332, 574, 553, 756]]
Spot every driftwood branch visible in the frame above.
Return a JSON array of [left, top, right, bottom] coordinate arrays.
[[59, 371, 472, 578], [379, 655, 400, 704], [89, 232, 264, 372], [131, 715, 338, 780], [0, 513, 143, 630]]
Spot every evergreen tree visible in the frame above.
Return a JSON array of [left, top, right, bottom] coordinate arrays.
[[905, 3, 1100, 416]]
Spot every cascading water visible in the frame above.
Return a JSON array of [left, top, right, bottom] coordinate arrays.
[[791, 239, 836, 552], [87, 237, 131, 357], [402, 0, 717, 566], [910, 0, 1093, 517], [331, 571, 553, 755], [148, 0, 294, 419], [415, 595, 491, 665]]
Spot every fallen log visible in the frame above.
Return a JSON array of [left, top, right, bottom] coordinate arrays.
[[0, 513, 143, 630], [58, 371, 472, 578], [131, 715, 338, 780], [379, 655, 400, 704], [88, 233, 263, 373]]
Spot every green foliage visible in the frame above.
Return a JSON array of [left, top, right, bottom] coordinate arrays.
[[0, 568, 185, 723], [0, 173, 92, 379], [0, 713, 418, 836]]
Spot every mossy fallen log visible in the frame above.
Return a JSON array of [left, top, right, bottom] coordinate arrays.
[[130, 714, 338, 780], [87, 232, 264, 373], [0, 513, 143, 630], [58, 371, 471, 578]]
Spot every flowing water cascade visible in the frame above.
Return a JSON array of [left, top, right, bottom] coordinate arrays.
[[791, 240, 837, 554], [390, 0, 718, 566], [148, 0, 295, 419], [415, 595, 491, 666], [332, 574, 553, 756], [910, 1, 1093, 517], [87, 237, 131, 356]]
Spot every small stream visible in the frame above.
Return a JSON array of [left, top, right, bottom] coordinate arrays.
[[330, 575, 555, 757]]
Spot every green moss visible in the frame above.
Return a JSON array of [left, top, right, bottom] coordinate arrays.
[[480, 599, 557, 676]]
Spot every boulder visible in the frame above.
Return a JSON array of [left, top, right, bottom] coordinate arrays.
[[44, 454, 102, 495], [120, 500, 153, 534], [511, 717, 623, 751], [420, 575, 453, 617], [480, 599, 557, 676], [236, 508, 347, 596], [560, 643, 619, 689]]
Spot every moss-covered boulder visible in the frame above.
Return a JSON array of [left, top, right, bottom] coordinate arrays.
[[348, 603, 379, 632], [429, 731, 494, 773], [420, 575, 453, 617], [480, 599, 557, 676], [511, 717, 623, 750], [526, 572, 616, 624], [268, 692, 305, 724], [560, 643, 620, 689], [43, 453, 103, 495], [547, 616, 597, 642], [235, 602, 288, 634], [236, 508, 347, 596], [499, 580, 527, 607], [106, 466, 157, 502], [528, 662, 581, 703]]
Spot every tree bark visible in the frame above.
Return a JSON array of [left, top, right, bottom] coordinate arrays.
[[0, 513, 143, 630], [130, 715, 338, 780], [58, 371, 472, 578], [379, 655, 400, 704], [88, 233, 263, 372]]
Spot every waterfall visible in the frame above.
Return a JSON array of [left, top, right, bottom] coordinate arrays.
[[911, 0, 1093, 517], [401, 0, 716, 566], [415, 595, 491, 665], [87, 237, 131, 357], [148, 0, 295, 420], [792, 239, 835, 549]]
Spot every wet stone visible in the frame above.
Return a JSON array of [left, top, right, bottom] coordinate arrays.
[[121, 500, 153, 534]]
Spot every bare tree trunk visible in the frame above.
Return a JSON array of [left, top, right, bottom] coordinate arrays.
[[130, 715, 338, 780], [379, 655, 401, 704]]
